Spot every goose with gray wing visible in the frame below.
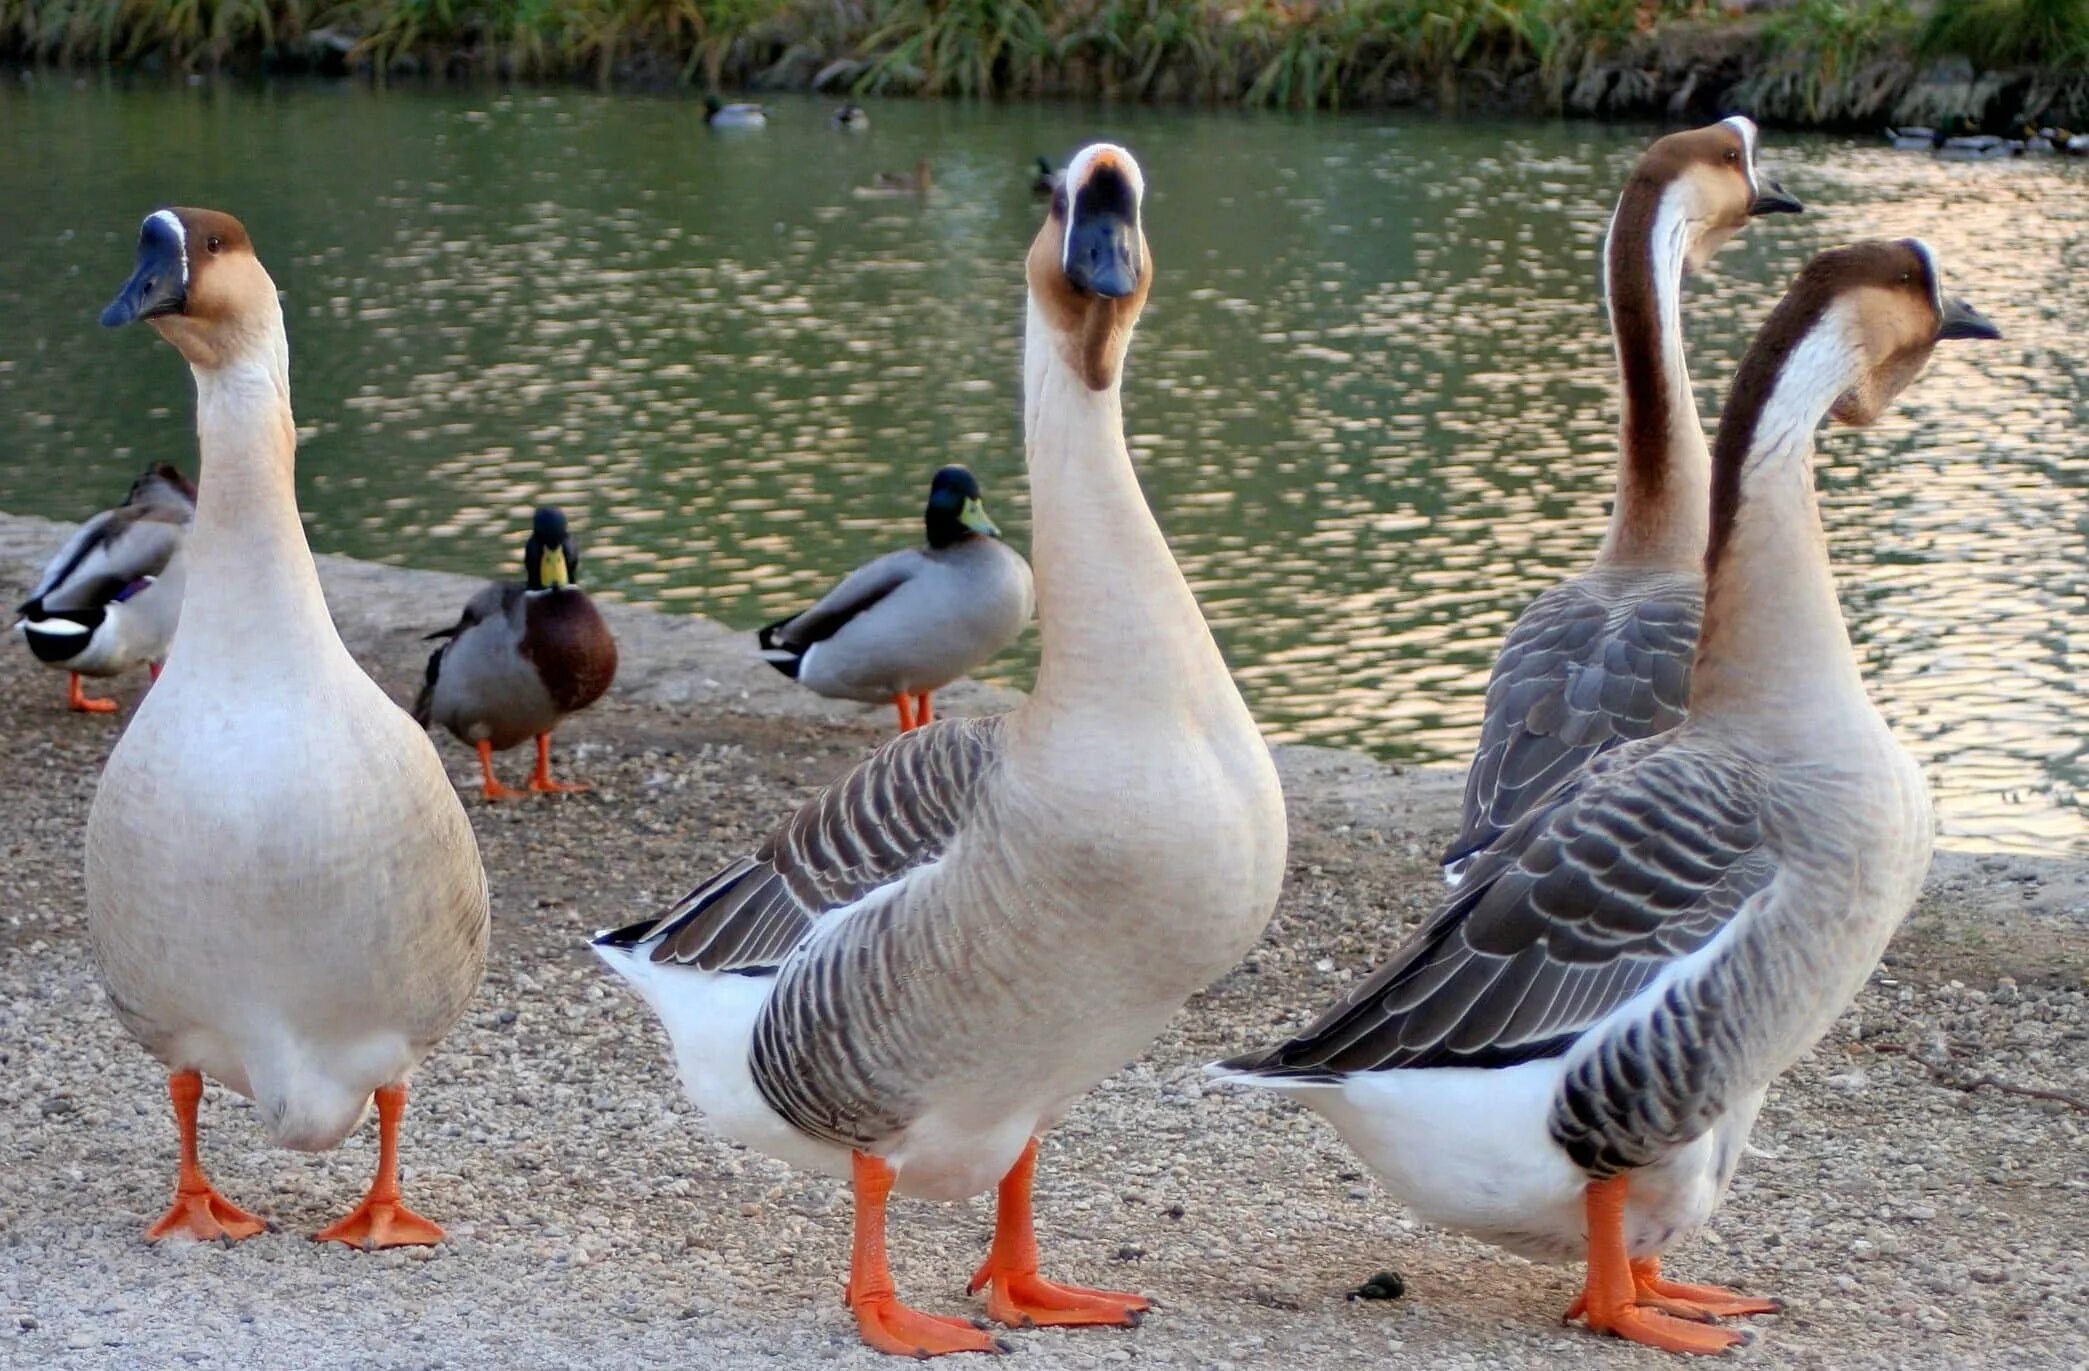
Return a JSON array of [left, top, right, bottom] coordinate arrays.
[[1444, 118, 1802, 883], [598, 145, 1286, 1358], [1216, 240, 1998, 1356]]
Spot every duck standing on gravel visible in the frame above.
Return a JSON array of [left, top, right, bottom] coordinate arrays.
[[15, 461, 194, 713], [88, 208, 488, 1248], [757, 464, 1032, 732], [1214, 241, 1999, 1355], [597, 145, 1287, 1357], [414, 506, 618, 801], [1442, 118, 1803, 882]]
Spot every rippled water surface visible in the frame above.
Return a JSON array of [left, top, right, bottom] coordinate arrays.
[[1, 82, 2084, 854]]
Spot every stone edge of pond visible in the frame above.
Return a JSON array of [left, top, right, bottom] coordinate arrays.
[[3, 507, 2080, 916]]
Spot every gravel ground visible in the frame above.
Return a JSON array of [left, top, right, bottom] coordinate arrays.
[[0, 512, 2084, 1370]]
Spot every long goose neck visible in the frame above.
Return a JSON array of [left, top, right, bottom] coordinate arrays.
[[179, 312, 339, 665], [1596, 180, 1710, 571], [1019, 296, 1234, 726], [1690, 323, 1867, 725]]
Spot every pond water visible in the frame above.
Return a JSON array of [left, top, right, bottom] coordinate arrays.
[[1, 80, 2084, 856]]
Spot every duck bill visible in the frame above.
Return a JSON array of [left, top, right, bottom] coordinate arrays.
[[537, 546, 570, 588], [1063, 201, 1141, 299], [959, 497, 1000, 538], [1938, 297, 2001, 341], [101, 213, 188, 328], [1749, 180, 1804, 216]]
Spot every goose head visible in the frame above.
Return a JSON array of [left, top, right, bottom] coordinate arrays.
[[1027, 143, 1151, 391], [526, 507, 580, 591], [1634, 116, 1803, 274], [101, 208, 278, 371], [1811, 239, 2000, 426], [924, 465, 999, 548]]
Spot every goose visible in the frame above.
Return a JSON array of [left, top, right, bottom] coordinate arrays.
[[1214, 240, 1999, 1356], [595, 144, 1287, 1358], [1443, 117, 1802, 883], [413, 506, 619, 801], [757, 464, 1032, 733], [15, 460, 195, 713], [88, 208, 488, 1248], [1031, 155, 1062, 196], [833, 102, 869, 131], [863, 158, 934, 195], [704, 95, 767, 129]]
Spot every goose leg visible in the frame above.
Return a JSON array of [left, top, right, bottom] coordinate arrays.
[[914, 692, 935, 727], [1567, 1176, 1746, 1354], [967, 1140, 1148, 1329], [68, 673, 118, 714], [848, 1151, 1005, 1357], [893, 695, 919, 733], [146, 1071, 267, 1243], [527, 733, 592, 794], [475, 740, 527, 802], [315, 1083, 444, 1250]]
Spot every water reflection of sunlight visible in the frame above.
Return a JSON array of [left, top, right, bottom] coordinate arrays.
[[0, 89, 2084, 856]]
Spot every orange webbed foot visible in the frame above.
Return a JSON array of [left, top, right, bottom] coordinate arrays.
[[968, 1265, 1148, 1330], [68, 678, 119, 714], [1580, 1303, 1749, 1355], [527, 777, 592, 795], [853, 1295, 1008, 1358], [1637, 1274, 1782, 1321], [480, 781, 528, 802], [146, 1185, 268, 1244], [314, 1197, 444, 1250]]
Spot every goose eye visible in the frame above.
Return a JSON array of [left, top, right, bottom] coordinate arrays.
[[205, 235, 223, 254], [1724, 148, 1739, 164]]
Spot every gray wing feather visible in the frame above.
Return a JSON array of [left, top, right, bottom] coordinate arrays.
[[27, 507, 187, 613], [607, 715, 1005, 975], [769, 551, 917, 650], [1446, 574, 1701, 868], [1227, 739, 1775, 1079]]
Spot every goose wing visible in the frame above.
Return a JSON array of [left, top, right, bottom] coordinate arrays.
[[597, 713, 1004, 974], [23, 507, 186, 614], [1444, 573, 1700, 869], [759, 550, 917, 654], [1225, 740, 1776, 1078]]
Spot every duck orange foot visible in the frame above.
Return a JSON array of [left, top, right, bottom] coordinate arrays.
[[853, 1294, 1010, 1358], [146, 1184, 267, 1243], [314, 1197, 443, 1251]]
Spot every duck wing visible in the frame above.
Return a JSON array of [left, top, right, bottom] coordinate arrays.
[[759, 549, 916, 654], [1444, 573, 1700, 870], [597, 713, 1004, 975], [23, 506, 186, 614], [413, 582, 520, 726], [1225, 739, 1776, 1079]]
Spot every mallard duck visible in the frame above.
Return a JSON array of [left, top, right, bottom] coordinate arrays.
[[1031, 155, 1062, 196], [1216, 240, 1998, 1356], [832, 102, 869, 131], [15, 460, 194, 713], [704, 95, 767, 128], [1884, 125, 1944, 150], [1936, 133, 2021, 159], [757, 464, 1031, 732], [88, 208, 488, 1248], [1443, 117, 1802, 882], [413, 507, 618, 801], [597, 144, 1287, 1358], [861, 158, 933, 195]]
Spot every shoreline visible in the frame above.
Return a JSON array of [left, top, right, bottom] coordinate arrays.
[[1, 508, 2084, 1369], [5, 6, 2087, 134]]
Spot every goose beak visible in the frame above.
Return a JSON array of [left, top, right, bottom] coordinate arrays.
[[1749, 180, 1804, 216], [101, 212, 188, 328], [1938, 297, 2002, 341], [959, 497, 1000, 538], [1064, 169, 1142, 299]]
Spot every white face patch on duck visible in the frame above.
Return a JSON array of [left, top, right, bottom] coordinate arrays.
[[147, 209, 190, 288]]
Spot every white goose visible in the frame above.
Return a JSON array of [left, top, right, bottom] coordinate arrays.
[[88, 209, 488, 1247], [1444, 117, 1802, 882], [16, 461, 194, 713], [1216, 241, 1998, 1355], [596, 145, 1287, 1357]]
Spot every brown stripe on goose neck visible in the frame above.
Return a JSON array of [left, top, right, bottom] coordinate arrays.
[[1606, 167, 1682, 511], [1703, 256, 1854, 577]]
